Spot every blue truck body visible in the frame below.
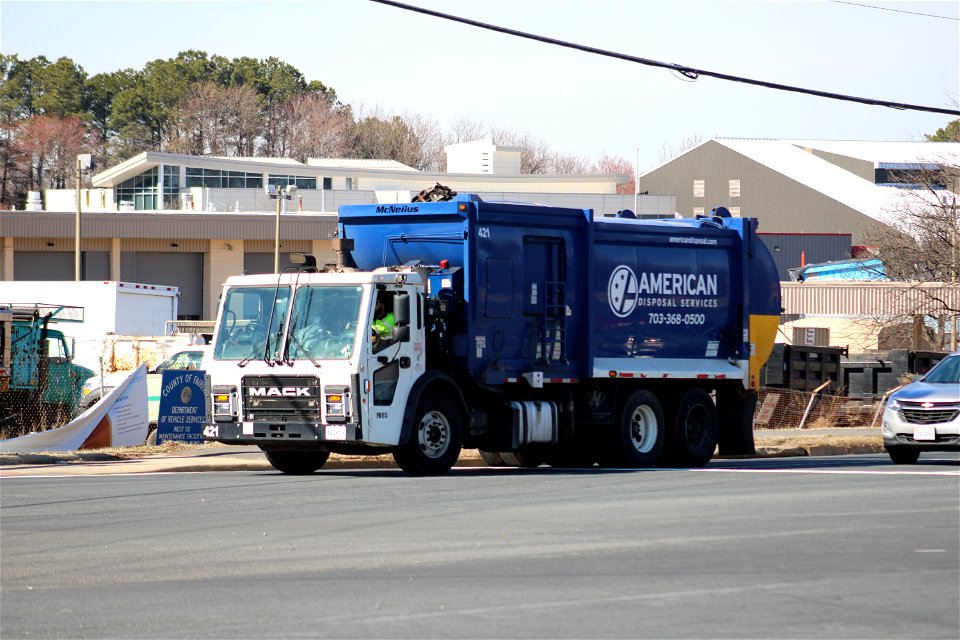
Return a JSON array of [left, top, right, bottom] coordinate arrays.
[[339, 194, 780, 391]]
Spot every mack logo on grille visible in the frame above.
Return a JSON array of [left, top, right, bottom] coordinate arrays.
[[249, 387, 313, 397]]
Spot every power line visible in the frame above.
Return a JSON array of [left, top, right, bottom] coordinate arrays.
[[369, 0, 960, 117], [827, 0, 959, 21]]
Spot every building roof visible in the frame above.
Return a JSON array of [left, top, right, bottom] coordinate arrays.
[[443, 136, 525, 153], [91, 151, 628, 189], [781, 139, 960, 167], [645, 138, 959, 227], [306, 158, 418, 171]]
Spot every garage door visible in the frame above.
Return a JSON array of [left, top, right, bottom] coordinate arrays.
[[243, 252, 299, 275], [13, 252, 110, 281], [14, 252, 73, 280], [121, 252, 203, 320]]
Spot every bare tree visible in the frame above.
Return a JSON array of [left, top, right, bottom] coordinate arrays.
[[15, 114, 94, 190], [168, 82, 222, 156], [402, 111, 446, 172], [223, 84, 262, 157], [550, 152, 593, 175], [448, 116, 488, 145], [349, 104, 426, 169], [169, 82, 263, 157], [862, 156, 960, 349], [593, 153, 635, 194], [280, 93, 352, 162], [491, 126, 551, 174], [658, 133, 705, 165]]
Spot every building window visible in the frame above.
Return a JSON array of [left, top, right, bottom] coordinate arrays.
[[162, 165, 181, 209], [322, 177, 332, 190], [693, 207, 705, 216], [729, 179, 741, 198], [268, 174, 317, 189], [186, 167, 263, 189], [116, 166, 164, 210], [693, 180, 705, 198]]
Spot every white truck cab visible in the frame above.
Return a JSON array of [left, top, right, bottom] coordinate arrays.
[[202, 262, 456, 474]]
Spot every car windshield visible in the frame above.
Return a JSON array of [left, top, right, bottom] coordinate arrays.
[[214, 286, 291, 360], [287, 285, 363, 360], [156, 350, 203, 371], [922, 354, 960, 384]]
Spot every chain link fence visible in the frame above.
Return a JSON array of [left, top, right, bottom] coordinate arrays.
[[755, 387, 886, 430]]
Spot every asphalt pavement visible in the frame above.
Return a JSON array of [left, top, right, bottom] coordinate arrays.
[[0, 428, 886, 476]]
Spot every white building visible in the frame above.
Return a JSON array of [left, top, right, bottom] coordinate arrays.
[[3, 140, 675, 321]]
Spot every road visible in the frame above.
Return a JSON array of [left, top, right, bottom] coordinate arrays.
[[2, 454, 958, 639]]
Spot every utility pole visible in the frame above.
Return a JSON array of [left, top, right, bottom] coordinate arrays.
[[267, 184, 298, 273], [74, 154, 94, 281]]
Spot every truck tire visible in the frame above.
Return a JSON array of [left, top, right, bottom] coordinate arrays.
[[602, 390, 665, 467], [500, 449, 545, 468], [479, 450, 506, 466], [393, 393, 463, 476], [663, 388, 719, 467], [263, 450, 331, 475]]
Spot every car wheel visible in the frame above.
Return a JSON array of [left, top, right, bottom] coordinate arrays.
[[886, 446, 921, 465]]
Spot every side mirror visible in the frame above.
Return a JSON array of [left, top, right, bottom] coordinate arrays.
[[394, 293, 410, 326], [392, 325, 410, 343]]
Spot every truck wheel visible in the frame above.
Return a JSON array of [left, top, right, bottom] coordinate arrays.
[[603, 390, 665, 467], [479, 450, 507, 466], [393, 393, 463, 476], [500, 449, 545, 468], [664, 388, 719, 467], [263, 450, 331, 475], [885, 446, 920, 465]]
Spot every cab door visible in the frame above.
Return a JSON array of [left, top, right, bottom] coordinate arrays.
[[362, 288, 421, 445]]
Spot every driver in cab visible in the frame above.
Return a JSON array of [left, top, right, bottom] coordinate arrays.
[[372, 290, 395, 349]]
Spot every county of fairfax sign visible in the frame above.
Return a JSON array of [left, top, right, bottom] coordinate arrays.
[[156, 369, 206, 444]]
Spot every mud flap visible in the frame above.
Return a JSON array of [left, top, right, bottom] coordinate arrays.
[[717, 389, 757, 456]]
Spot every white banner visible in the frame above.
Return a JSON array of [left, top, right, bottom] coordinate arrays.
[[0, 365, 150, 453]]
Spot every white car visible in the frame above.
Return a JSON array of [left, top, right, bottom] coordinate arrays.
[[81, 346, 209, 423], [881, 350, 960, 464]]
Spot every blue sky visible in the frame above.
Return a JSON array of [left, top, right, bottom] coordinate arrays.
[[2, 0, 957, 171]]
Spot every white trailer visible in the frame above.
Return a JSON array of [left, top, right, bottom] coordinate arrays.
[[0, 281, 180, 372]]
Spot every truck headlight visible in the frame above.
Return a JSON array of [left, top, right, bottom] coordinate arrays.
[[324, 385, 349, 422], [212, 385, 237, 418]]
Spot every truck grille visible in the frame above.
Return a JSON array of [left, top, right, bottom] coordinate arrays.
[[242, 375, 321, 421], [900, 405, 959, 425]]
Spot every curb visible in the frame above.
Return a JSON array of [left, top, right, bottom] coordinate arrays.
[[0, 440, 885, 474]]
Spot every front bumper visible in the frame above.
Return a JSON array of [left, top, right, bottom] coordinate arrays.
[[203, 420, 361, 446]]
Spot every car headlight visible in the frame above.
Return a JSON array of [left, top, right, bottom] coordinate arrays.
[[887, 398, 901, 412]]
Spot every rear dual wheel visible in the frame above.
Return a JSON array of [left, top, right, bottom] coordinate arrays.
[[602, 390, 665, 468], [662, 389, 719, 468]]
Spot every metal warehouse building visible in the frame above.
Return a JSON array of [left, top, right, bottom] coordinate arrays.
[[640, 138, 960, 278]]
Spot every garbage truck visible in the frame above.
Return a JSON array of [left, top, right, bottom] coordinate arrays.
[[202, 194, 782, 475], [0, 303, 95, 431]]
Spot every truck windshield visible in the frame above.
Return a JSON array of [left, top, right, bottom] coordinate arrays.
[[214, 286, 291, 361], [287, 285, 363, 360]]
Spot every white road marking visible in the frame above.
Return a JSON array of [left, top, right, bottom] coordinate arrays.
[[700, 467, 958, 477]]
